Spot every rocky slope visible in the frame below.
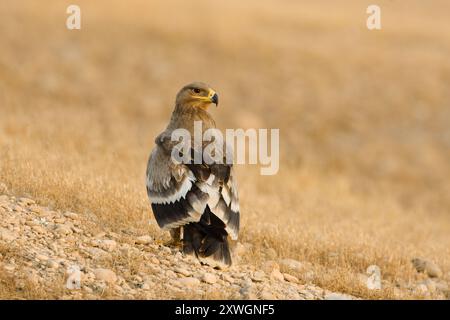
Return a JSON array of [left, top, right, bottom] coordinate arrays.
[[0, 192, 355, 300]]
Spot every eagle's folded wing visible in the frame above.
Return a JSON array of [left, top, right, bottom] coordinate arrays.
[[146, 147, 206, 230], [216, 166, 240, 240], [147, 136, 240, 240], [187, 143, 240, 240]]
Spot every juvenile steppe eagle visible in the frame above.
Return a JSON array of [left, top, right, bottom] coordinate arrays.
[[146, 82, 240, 267]]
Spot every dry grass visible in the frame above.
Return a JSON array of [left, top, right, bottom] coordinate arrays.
[[1, 0, 450, 299]]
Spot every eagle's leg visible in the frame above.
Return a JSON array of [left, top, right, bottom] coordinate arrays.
[[170, 227, 181, 243], [165, 227, 181, 247]]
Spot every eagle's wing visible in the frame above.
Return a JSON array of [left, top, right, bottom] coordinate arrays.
[[220, 166, 240, 239], [186, 162, 240, 240], [146, 146, 205, 230], [146, 136, 240, 240]]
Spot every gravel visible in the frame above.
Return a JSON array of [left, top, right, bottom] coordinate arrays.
[[0, 192, 359, 300]]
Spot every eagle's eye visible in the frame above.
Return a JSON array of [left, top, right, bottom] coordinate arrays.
[[192, 88, 201, 94]]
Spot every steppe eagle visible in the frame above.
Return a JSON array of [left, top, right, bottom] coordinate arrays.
[[146, 82, 240, 267]]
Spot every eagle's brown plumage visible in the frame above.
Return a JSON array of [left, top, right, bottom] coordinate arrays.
[[146, 82, 240, 267]]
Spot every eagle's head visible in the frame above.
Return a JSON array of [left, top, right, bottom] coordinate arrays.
[[175, 82, 218, 110]]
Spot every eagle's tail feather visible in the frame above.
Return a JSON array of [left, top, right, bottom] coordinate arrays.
[[182, 209, 232, 268], [201, 234, 232, 266]]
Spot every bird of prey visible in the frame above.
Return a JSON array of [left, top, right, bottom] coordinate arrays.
[[146, 82, 240, 267]]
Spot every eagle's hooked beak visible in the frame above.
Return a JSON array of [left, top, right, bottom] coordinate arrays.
[[208, 89, 219, 106], [211, 93, 219, 106]]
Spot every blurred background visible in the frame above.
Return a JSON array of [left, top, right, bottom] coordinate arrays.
[[1, 0, 449, 298]]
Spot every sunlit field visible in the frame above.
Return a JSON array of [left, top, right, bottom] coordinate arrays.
[[1, 0, 450, 299]]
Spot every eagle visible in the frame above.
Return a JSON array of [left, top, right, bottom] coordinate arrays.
[[146, 82, 240, 267]]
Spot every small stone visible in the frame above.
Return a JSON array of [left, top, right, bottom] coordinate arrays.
[[35, 254, 49, 261], [299, 290, 315, 299], [280, 259, 303, 272], [166, 270, 177, 278], [3, 264, 16, 272], [174, 252, 183, 260], [93, 268, 117, 284], [260, 290, 276, 300], [71, 227, 83, 234], [54, 218, 66, 224], [47, 259, 59, 269], [107, 232, 120, 239], [421, 279, 436, 293], [149, 264, 161, 274], [161, 246, 171, 255], [412, 258, 442, 278], [135, 235, 152, 245], [19, 198, 35, 205], [240, 284, 257, 300], [221, 275, 234, 284], [83, 286, 93, 294], [283, 273, 299, 283], [85, 247, 111, 260], [366, 265, 382, 290], [98, 239, 117, 252], [55, 225, 72, 235], [411, 258, 426, 272], [270, 268, 284, 282], [176, 277, 201, 288], [325, 293, 353, 300], [414, 284, 429, 295], [94, 232, 106, 239], [251, 271, 265, 282], [426, 264, 442, 278], [141, 281, 152, 290], [32, 225, 46, 234], [29, 206, 44, 214], [0, 227, 16, 242], [66, 265, 82, 290], [132, 275, 143, 283], [64, 212, 79, 220], [25, 220, 39, 226], [174, 267, 191, 277], [201, 273, 217, 284]]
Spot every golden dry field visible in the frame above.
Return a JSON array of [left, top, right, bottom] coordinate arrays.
[[1, 0, 450, 299]]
